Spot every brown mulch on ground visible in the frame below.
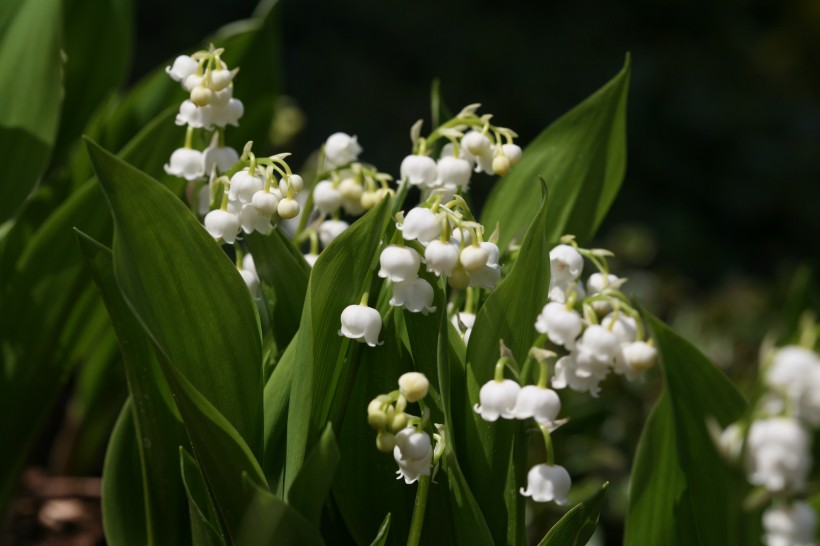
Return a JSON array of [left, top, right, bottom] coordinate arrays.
[[2, 468, 104, 546]]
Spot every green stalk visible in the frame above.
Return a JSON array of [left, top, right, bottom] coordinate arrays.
[[406, 474, 431, 546]]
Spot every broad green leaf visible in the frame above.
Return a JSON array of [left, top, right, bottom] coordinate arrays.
[[158, 353, 268, 542], [246, 229, 309, 350], [0, 108, 180, 510], [459, 182, 551, 546], [101, 400, 148, 546], [287, 424, 340, 527], [262, 337, 296, 495], [369, 514, 391, 546], [54, 0, 133, 162], [86, 138, 264, 456], [235, 474, 324, 546], [624, 313, 747, 546], [285, 197, 391, 489], [481, 56, 630, 249], [0, 0, 62, 221], [180, 448, 227, 546], [539, 482, 608, 546], [77, 232, 189, 545]]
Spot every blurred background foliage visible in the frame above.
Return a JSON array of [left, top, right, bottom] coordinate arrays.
[[4, 0, 819, 543]]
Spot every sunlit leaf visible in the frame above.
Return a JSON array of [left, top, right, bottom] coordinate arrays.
[[481, 56, 630, 248]]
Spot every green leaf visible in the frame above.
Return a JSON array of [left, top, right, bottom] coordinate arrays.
[[624, 313, 747, 546], [246, 229, 310, 350], [77, 231, 189, 546], [0, 0, 62, 221], [158, 352, 268, 542], [481, 56, 630, 248], [54, 0, 133, 162], [459, 182, 552, 546], [235, 474, 324, 546], [101, 400, 148, 546], [539, 482, 609, 546], [287, 424, 340, 527], [85, 138, 264, 456], [369, 514, 391, 546], [262, 337, 296, 495], [285, 197, 391, 490], [0, 108, 181, 510], [180, 448, 227, 546]]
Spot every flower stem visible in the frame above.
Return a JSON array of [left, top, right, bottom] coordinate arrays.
[[539, 424, 554, 465], [406, 474, 431, 546]]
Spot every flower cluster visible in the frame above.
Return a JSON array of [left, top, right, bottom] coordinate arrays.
[[367, 372, 444, 484], [474, 346, 571, 505], [537, 237, 657, 397], [398, 195, 501, 292], [164, 46, 243, 182], [715, 332, 820, 545], [300, 133, 394, 265], [401, 104, 522, 198], [202, 146, 305, 244]]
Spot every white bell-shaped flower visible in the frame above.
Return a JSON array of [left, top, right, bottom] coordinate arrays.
[[313, 180, 343, 214], [535, 302, 583, 349], [424, 240, 459, 276], [339, 304, 382, 347], [767, 346, 820, 401], [468, 263, 501, 290], [574, 325, 619, 379], [519, 464, 571, 505], [393, 427, 432, 484], [400, 207, 442, 243], [209, 68, 234, 91], [211, 86, 233, 107], [228, 169, 265, 204], [210, 98, 244, 127], [303, 253, 319, 267], [319, 220, 349, 247], [436, 156, 472, 191], [239, 268, 259, 296], [601, 313, 637, 344], [175, 100, 204, 128], [164, 148, 205, 181], [390, 278, 436, 314], [183, 74, 203, 92], [552, 355, 603, 397], [763, 501, 816, 546], [747, 417, 811, 493], [452, 312, 475, 345], [401, 155, 438, 187], [251, 191, 279, 216], [378, 245, 421, 282], [512, 385, 561, 424], [166, 55, 198, 82], [462, 130, 492, 156], [587, 272, 621, 295], [324, 132, 362, 168], [203, 145, 239, 175], [203, 210, 240, 244], [501, 143, 523, 165], [474, 379, 521, 421], [238, 204, 272, 235], [548, 278, 585, 304], [242, 254, 257, 277], [550, 244, 583, 283], [616, 341, 657, 380], [460, 245, 489, 272]]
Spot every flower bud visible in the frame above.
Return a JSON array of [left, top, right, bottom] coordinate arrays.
[[183, 74, 203, 92], [360, 191, 380, 209], [620, 341, 657, 372], [376, 431, 396, 453], [313, 180, 343, 214], [191, 86, 214, 106], [448, 266, 470, 290], [389, 412, 408, 433], [367, 396, 389, 430], [502, 143, 522, 165], [251, 191, 279, 216], [277, 198, 300, 219], [398, 372, 429, 403], [492, 155, 511, 176], [229, 169, 264, 204], [337, 178, 362, 200], [462, 130, 492, 156]]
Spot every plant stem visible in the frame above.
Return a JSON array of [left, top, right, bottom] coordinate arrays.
[[406, 474, 431, 546]]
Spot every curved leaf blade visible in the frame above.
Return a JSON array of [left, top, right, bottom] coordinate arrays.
[[481, 56, 630, 248], [539, 482, 608, 546]]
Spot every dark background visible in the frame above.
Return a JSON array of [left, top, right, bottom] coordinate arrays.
[[137, 0, 820, 287]]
